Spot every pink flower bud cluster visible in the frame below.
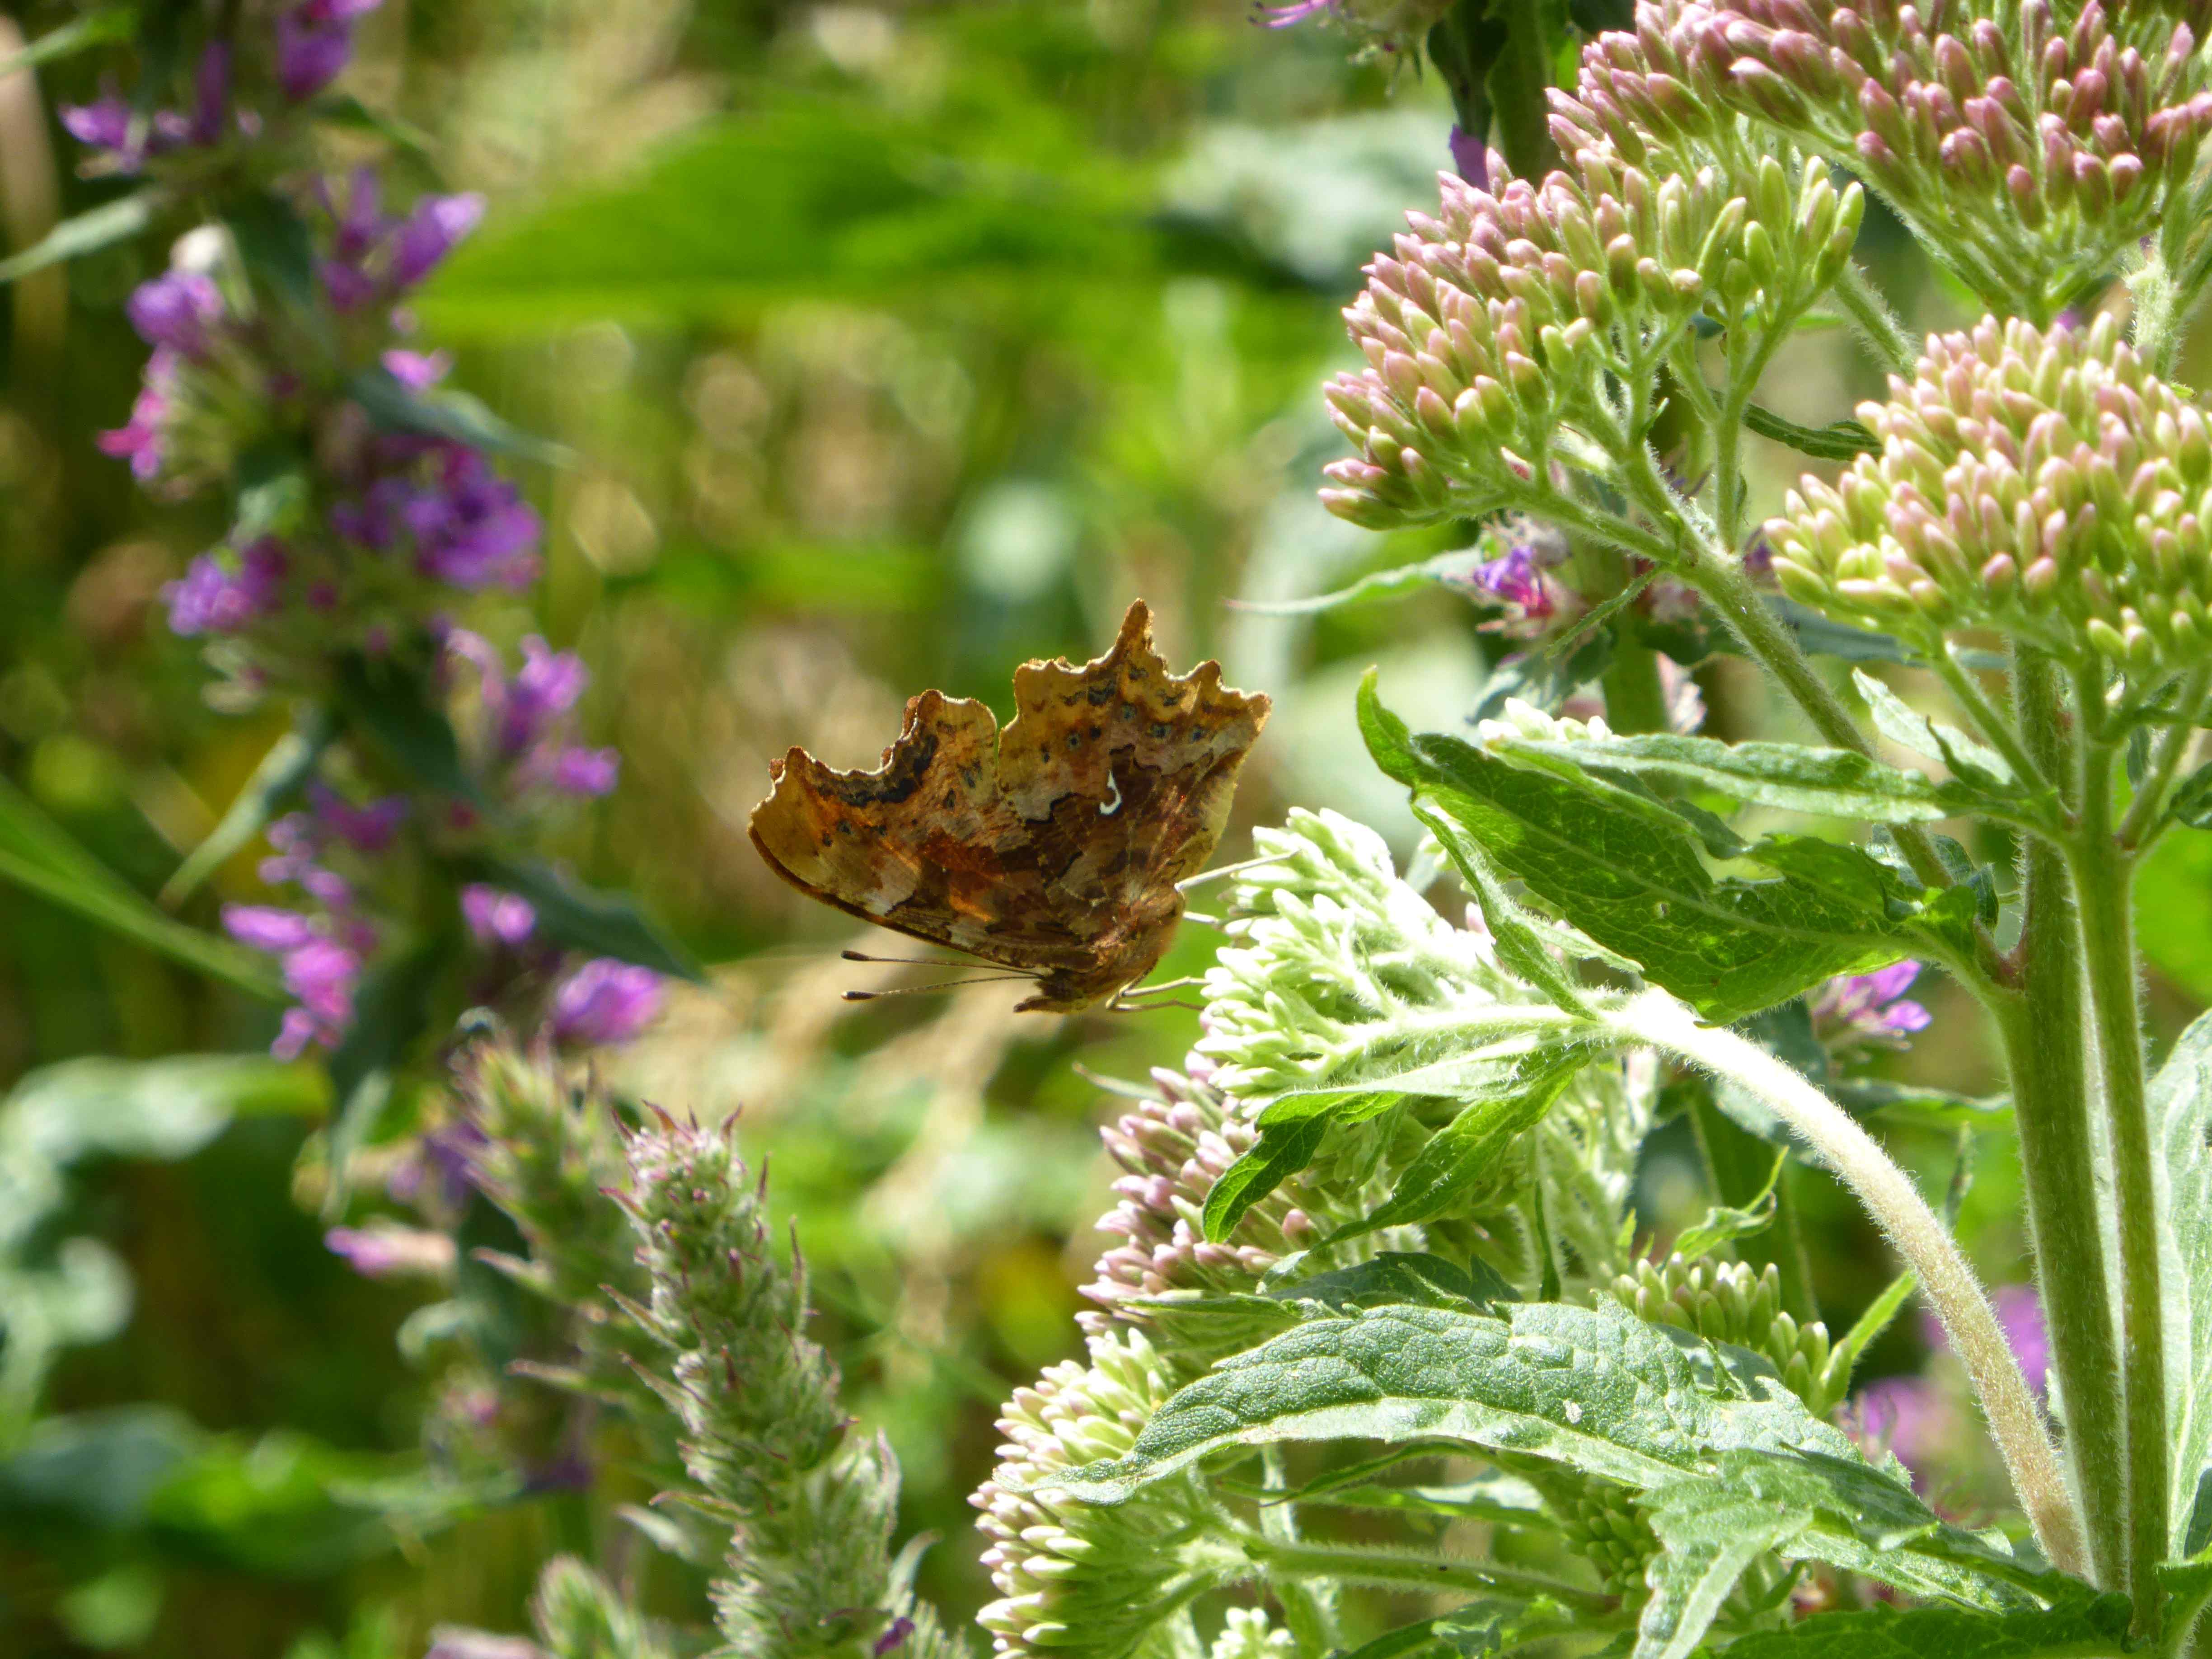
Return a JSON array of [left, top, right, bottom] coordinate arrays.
[[972, 1330, 1215, 1659], [1319, 136, 1860, 531], [1627, 0, 2212, 314], [1765, 314, 2212, 673], [1078, 1063, 1319, 1336]]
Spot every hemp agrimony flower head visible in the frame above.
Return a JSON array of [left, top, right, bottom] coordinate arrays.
[[970, 1328, 1238, 1659], [1640, 0, 2212, 317], [1608, 1252, 1852, 1412], [614, 1111, 951, 1659], [1318, 129, 1859, 531], [1765, 313, 2212, 677]]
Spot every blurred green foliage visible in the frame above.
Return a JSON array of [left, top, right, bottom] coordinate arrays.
[[1, 0, 2207, 1653]]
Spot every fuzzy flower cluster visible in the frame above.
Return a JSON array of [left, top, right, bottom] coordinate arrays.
[[618, 1113, 952, 1659], [1320, 129, 1859, 531], [1610, 1, 2212, 316], [1810, 960, 1932, 1053], [1765, 314, 2212, 675], [1610, 1253, 1851, 1413], [971, 1329, 1241, 1659]]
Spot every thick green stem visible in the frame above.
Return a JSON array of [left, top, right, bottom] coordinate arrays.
[[2072, 702, 2171, 1630], [1247, 1535, 1610, 1610], [1614, 989, 2088, 1576], [1834, 260, 1917, 374], [1598, 631, 1671, 739], [2006, 647, 2128, 1592]]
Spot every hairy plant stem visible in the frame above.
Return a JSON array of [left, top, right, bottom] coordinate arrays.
[[2072, 671, 2171, 1630], [1246, 1535, 1611, 1610], [2003, 646, 2127, 1593], [1834, 260, 1917, 374], [1613, 988, 2088, 1577], [1597, 626, 1670, 739], [1257, 1446, 1337, 1652]]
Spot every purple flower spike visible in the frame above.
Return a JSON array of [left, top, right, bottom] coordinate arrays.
[[550, 959, 661, 1048], [461, 884, 537, 948], [309, 784, 408, 852], [548, 746, 619, 797], [126, 271, 224, 359], [188, 42, 232, 146], [223, 904, 318, 952], [59, 95, 135, 154], [1810, 960, 1931, 1054], [502, 637, 588, 755], [284, 936, 362, 1025], [276, 0, 375, 101], [164, 540, 286, 636], [390, 193, 485, 289]]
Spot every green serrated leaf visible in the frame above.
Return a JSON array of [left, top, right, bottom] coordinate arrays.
[[458, 853, 702, 982], [0, 188, 162, 285], [1361, 674, 1957, 1021], [2167, 759, 2212, 832], [1636, 1477, 1809, 1659], [1200, 1116, 1327, 1242], [2154, 1008, 2212, 1543], [1491, 730, 1962, 824], [1850, 669, 2026, 807], [0, 777, 281, 998], [1743, 403, 1879, 461], [1414, 800, 1592, 1012], [1329, 1053, 1589, 1244], [1702, 1580, 2128, 1657], [1266, 1252, 1519, 1314]]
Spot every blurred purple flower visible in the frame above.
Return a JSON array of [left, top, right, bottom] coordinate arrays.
[[408, 448, 542, 589], [164, 540, 286, 635], [126, 270, 224, 359], [501, 637, 588, 756], [382, 347, 450, 390], [309, 784, 408, 852], [223, 904, 319, 953], [1849, 1375, 1953, 1486], [461, 884, 538, 948], [875, 1618, 917, 1657], [1922, 1283, 2049, 1400], [59, 91, 189, 169], [1448, 125, 1489, 188], [324, 1222, 455, 1279], [276, 0, 385, 101], [1810, 961, 1931, 1053], [390, 193, 485, 288], [99, 371, 175, 482], [1257, 0, 1335, 24], [188, 42, 232, 146], [550, 959, 661, 1047], [545, 746, 619, 797]]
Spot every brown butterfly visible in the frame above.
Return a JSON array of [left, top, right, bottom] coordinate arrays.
[[747, 600, 1270, 1012]]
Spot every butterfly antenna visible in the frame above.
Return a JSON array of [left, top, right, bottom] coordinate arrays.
[[841, 948, 1013, 969], [1106, 993, 1207, 1013], [1177, 849, 1297, 891], [1179, 910, 1224, 928], [1119, 976, 1204, 996], [843, 975, 1029, 1003]]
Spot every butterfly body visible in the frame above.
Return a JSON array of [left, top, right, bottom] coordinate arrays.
[[747, 602, 1269, 1011]]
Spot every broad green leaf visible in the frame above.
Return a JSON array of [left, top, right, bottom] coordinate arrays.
[[1200, 1116, 1326, 1241], [1336, 1599, 1570, 1659], [0, 188, 161, 284], [1227, 549, 1492, 617], [1361, 675, 1964, 1020], [1049, 1299, 1866, 1502], [1414, 801, 1593, 1012], [1702, 1584, 2129, 1657], [1672, 1147, 1784, 1258], [2, 1054, 325, 1177], [459, 853, 703, 982], [1636, 1476, 1807, 1659], [1273, 1467, 1550, 1526], [2165, 758, 2212, 830], [1768, 597, 1918, 666], [1743, 403, 1879, 460], [0, 6, 134, 75], [1489, 730, 1961, 825], [159, 712, 331, 906], [1329, 1054, 1589, 1244], [1850, 669, 2026, 806], [2154, 1009, 2212, 1542], [0, 776, 281, 998], [1265, 1252, 1519, 1314], [417, 101, 1158, 333]]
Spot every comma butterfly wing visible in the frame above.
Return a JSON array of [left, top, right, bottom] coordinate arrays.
[[747, 601, 1270, 1011]]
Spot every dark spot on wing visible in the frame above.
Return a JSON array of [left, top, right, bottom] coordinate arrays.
[[819, 730, 938, 807]]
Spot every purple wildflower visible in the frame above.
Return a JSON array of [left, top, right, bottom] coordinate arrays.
[[187, 42, 232, 146], [502, 637, 588, 755], [1849, 1375, 1954, 1487], [545, 746, 619, 797], [1810, 961, 1932, 1053], [59, 91, 189, 170], [324, 1222, 455, 1279], [1448, 126, 1489, 189], [1256, 0, 1333, 25], [276, 0, 385, 102], [549, 959, 661, 1048], [406, 447, 543, 590], [125, 270, 224, 359], [875, 1618, 916, 1658], [390, 193, 485, 289], [222, 904, 319, 952], [381, 347, 450, 390], [164, 540, 287, 635], [461, 884, 537, 949], [309, 784, 408, 852], [98, 370, 175, 483]]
